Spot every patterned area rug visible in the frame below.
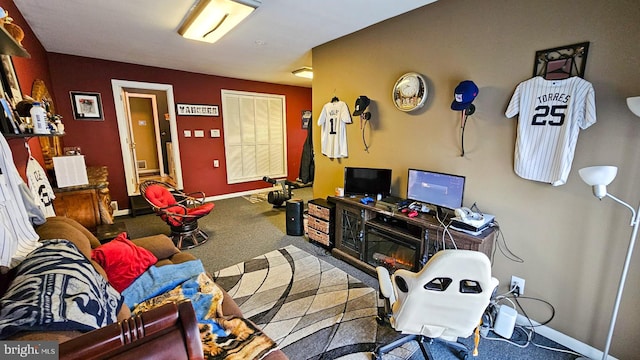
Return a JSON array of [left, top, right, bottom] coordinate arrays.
[[214, 245, 408, 359]]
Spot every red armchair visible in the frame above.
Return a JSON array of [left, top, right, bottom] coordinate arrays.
[[140, 180, 214, 249]]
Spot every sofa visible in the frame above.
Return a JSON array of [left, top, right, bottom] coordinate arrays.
[[0, 216, 287, 360]]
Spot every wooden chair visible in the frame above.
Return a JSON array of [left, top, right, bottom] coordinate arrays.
[[60, 301, 203, 360]]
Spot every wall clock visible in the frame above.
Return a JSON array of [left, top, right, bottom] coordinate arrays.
[[392, 72, 427, 112]]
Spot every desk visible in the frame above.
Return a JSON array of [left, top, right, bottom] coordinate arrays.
[[329, 196, 496, 276], [53, 166, 113, 231]]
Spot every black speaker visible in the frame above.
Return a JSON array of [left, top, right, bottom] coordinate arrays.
[[286, 199, 304, 236]]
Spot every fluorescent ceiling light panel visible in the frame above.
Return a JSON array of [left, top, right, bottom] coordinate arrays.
[[178, 0, 261, 44], [292, 67, 313, 79]]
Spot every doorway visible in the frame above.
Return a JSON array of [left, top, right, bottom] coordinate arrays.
[[111, 80, 183, 196]]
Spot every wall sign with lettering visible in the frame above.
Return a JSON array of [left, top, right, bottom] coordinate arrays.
[[176, 104, 219, 116]]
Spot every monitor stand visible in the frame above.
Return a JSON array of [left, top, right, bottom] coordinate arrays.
[[435, 206, 452, 221]]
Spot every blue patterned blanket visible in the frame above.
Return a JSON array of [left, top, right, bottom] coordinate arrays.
[[0, 239, 123, 339], [128, 261, 276, 359]]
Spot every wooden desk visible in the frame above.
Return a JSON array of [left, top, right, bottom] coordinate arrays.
[[329, 196, 496, 276], [53, 166, 113, 231]]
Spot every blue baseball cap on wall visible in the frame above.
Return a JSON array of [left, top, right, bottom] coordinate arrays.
[[451, 80, 479, 111]]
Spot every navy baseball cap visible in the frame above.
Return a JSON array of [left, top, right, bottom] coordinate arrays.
[[451, 80, 478, 111], [352, 96, 370, 116]]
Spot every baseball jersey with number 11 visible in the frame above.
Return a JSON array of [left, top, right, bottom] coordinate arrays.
[[505, 76, 596, 186], [318, 100, 352, 159]]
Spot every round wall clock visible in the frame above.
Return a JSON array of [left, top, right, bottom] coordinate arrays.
[[392, 72, 427, 112]]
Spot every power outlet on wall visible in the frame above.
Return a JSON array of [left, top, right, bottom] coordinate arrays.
[[110, 201, 118, 212], [510, 276, 525, 296]]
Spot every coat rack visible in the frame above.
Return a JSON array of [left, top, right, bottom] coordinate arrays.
[[532, 42, 590, 80]]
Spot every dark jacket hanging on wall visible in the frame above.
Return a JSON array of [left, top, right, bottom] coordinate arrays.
[[298, 124, 314, 184]]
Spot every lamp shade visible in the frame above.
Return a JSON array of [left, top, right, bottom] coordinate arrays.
[[578, 166, 618, 186], [627, 96, 640, 118]]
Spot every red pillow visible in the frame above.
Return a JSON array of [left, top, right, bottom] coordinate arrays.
[[91, 233, 157, 292]]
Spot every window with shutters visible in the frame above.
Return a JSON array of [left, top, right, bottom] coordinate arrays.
[[221, 90, 287, 184]]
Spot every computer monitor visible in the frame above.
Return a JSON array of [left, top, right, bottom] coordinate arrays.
[[407, 169, 465, 211], [344, 167, 392, 197]]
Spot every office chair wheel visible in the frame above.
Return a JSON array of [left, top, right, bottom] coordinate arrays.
[[456, 349, 469, 360], [376, 308, 391, 325]]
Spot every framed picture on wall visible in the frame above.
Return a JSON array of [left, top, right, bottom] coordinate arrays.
[[1, 55, 22, 105], [70, 91, 103, 120]]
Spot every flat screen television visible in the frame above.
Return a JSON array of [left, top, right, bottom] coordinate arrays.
[[344, 167, 392, 197], [407, 169, 465, 211]]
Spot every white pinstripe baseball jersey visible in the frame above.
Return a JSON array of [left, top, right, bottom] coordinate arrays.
[[317, 100, 352, 159], [505, 76, 596, 186], [0, 133, 41, 269], [26, 156, 56, 218]]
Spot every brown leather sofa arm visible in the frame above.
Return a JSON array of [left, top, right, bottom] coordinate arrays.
[[59, 300, 203, 360]]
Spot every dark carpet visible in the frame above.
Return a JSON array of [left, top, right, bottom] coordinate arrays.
[[116, 187, 581, 359]]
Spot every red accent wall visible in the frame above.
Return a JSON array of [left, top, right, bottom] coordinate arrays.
[[46, 54, 311, 209], [1, 0, 50, 179]]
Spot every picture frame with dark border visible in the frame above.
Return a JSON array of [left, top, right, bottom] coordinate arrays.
[[70, 91, 103, 120], [1, 55, 22, 105], [533, 42, 590, 80]]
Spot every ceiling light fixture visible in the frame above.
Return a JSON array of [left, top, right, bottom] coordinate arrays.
[[178, 0, 261, 44], [292, 67, 313, 79]]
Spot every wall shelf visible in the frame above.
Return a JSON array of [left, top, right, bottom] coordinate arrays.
[[0, 25, 30, 58], [4, 133, 61, 139]]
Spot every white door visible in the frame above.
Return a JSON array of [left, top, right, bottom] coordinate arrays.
[[112, 80, 183, 196]]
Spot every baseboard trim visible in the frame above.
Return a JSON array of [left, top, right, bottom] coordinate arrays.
[[514, 311, 616, 360], [204, 187, 274, 202], [113, 209, 130, 217], [117, 187, 276, 216]]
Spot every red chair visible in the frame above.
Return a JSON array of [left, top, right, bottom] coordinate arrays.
[[140, 180, 214, 249]]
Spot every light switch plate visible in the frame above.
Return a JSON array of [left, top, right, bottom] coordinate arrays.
[[194, 130, 205, 138], [211, 129, 220, 138], [183, 130, 192, 137]]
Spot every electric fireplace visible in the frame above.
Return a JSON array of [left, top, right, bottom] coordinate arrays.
[[364, 220, 422, 272]]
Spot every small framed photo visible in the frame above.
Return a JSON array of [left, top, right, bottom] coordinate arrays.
[[70, 91, 103, 120]]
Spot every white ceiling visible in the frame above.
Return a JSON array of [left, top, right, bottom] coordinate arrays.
[[13, 0, 436, 88]]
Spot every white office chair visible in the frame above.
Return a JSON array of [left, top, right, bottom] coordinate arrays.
[[374, 249, 499, 359]]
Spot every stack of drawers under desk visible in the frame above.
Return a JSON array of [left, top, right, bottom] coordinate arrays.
[[307, 198, 335, 248]]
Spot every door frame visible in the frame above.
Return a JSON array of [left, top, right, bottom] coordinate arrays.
[[111, 80, 183, 195], [125, 92, 165, 177]]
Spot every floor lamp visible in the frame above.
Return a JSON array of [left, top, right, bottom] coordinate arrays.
[[576, 95, 640, 360]]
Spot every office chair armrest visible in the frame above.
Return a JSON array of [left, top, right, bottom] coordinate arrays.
[[376, 267, 396, 304], [490, 277, 500, 297]]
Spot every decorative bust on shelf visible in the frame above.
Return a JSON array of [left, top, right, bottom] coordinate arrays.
[[0, 8, 25, 45]]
